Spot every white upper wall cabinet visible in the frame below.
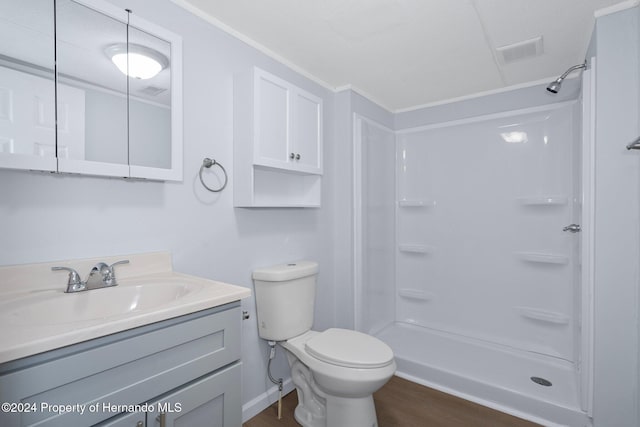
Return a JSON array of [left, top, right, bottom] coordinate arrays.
[[234, 67, 323, 207], [0, 0, 183, 181], [252, 68, 322, 174]]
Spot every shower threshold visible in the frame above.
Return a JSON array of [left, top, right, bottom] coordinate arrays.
[[375, 322, 591, 427]]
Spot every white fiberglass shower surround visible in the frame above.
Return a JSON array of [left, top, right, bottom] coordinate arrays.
[[354, 78, 594, 426]]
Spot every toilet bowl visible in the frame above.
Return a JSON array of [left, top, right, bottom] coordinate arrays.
[[253, 261, 396, 427], [282, 329, 396, 427]]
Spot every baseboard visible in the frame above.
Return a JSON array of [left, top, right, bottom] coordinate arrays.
[[242, 378, 295, 423]]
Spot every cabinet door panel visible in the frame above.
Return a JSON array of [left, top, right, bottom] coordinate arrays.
[[148, 364, 241, 427], [293, 90, 322, 173], [95, 411, 146, 427], [255, 72, 290, 168]]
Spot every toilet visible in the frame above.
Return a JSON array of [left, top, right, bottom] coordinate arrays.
[[253, 261, 396, 427]]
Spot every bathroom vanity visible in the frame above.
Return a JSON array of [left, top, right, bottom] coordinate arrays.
[[0, 253, 250, 427]]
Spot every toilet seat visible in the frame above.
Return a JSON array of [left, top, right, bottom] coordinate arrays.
[[305, 328, 394, 369]]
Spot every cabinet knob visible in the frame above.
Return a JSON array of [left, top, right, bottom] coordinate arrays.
[[295, 154, 301, 160], [290, 153, 295, 159]]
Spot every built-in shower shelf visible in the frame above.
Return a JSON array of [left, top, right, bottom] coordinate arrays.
[[516, 306, 570, 325], [398, 288, 434, 301], [516, 252, 569, 264], [399, 244, 433, 254], [517, 196, 568, 206], [398, 199, 436, 207]]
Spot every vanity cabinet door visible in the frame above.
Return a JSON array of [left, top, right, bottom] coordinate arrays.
[[96, 411, 146, 427], [147, 364, 241, 427], [0, 0, 57, 172]]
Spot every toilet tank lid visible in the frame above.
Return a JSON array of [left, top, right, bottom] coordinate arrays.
[[252, 261, 318, 282]]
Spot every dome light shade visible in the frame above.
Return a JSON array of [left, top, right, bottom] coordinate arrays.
[[105, 43, 169, 80]]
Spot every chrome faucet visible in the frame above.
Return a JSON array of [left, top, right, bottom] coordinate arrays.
[[52, 260, 129, 293]]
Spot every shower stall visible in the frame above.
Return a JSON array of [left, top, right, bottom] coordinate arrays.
[[354, 74, 594, 426]]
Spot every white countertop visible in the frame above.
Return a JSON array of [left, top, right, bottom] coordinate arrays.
[[0, 252, 251, 364]]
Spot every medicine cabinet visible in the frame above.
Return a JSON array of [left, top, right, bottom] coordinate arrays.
[[0, 0, 182, 181]]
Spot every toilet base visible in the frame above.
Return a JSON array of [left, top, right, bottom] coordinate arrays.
[[288, 356, 379, 427], [325, 395, 378, 427], [293, 390, 378, 427]]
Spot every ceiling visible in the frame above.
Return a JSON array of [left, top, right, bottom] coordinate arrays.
[[173, 0, 628, 111]]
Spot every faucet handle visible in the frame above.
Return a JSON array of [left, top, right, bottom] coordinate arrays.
[[51, 266, 85, 292], [106, 259, 129, 285], [110, 260, 130, 269]]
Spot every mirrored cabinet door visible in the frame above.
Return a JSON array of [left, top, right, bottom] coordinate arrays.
[[0, 0, 56, 172], [127, 24, 180, 180], [55, 0, 130, 177]]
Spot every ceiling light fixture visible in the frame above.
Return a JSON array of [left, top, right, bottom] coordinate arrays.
[[105, 43, 169, 80]]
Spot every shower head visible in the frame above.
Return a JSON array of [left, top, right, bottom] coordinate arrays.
[[546, 60, 587, 94], [546, 78, 563, 94]]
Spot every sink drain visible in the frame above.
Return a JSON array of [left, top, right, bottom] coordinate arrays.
[[531, 376, 552, 387]]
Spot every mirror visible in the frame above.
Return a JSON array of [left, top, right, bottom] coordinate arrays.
[[0, 0, 182, 181], [127, 25, 174, 176], [0, 0, 56, 171], [55, 0, 129, 176]]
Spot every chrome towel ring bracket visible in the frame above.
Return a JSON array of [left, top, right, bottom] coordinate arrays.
[[199, 157, 228, 192]]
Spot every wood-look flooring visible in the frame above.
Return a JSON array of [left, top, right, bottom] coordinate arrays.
[[243, 376, 541, 427]]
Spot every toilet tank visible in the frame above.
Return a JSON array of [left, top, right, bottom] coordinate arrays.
[[253, 261, 318, 341]]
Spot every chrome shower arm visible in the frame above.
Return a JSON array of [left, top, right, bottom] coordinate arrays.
[[558, 60, 587, 80], [546, 60, 587, 94]]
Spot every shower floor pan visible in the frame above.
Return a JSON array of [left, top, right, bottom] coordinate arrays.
[[375, 322, 591, 427]]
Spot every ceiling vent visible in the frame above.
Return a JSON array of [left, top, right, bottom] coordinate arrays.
[[496, 36, 544, 64], [138, 86, 167, 97]]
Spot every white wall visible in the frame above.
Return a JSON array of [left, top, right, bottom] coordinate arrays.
[[0, 0, 336, 420], [591, 7, 640, 427]]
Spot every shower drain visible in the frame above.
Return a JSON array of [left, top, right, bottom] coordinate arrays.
[[530, 376, 552, 387]]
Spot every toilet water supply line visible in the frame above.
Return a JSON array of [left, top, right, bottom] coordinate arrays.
[[267, 341, 284, 419]]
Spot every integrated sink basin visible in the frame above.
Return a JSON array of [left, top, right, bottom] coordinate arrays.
[[2, 279, 204, 326], [0, 252, 252, 364]]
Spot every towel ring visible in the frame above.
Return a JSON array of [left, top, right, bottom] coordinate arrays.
[[199, 157, 228, 192]]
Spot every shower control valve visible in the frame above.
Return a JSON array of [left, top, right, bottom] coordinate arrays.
[[563, 224, 581, 233]]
